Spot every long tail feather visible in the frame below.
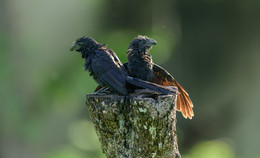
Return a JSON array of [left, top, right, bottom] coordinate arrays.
[[175, 82, 194, 119], [126, 76, 177, 95]]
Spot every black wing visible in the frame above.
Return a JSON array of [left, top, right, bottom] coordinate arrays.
[[92, 49, 128, 95], [107, 49, 128, 75]]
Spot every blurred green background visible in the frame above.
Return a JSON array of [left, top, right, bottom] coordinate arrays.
[[1, 0, 260, 158]]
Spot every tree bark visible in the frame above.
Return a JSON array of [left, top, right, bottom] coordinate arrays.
[[86, 94, 181, 158]]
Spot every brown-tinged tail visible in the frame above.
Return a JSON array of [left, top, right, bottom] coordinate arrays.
[[175, 82, 194, 119]]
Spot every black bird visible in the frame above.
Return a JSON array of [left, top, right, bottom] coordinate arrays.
[[124, 35, 194, 119], [70, 36, 177, 96]]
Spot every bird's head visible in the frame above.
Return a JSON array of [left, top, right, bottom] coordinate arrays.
[[128, 35, 157, 53], [70, 36, 104, 58]]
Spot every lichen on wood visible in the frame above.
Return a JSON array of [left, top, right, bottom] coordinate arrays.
[[86, 94, 181, 158]]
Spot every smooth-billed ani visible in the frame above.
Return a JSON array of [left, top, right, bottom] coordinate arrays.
[[125, 35, 194, 119]]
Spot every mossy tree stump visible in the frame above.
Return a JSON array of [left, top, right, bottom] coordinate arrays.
[[86, 94, 181, 158]]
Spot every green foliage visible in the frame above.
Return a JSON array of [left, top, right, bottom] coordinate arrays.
[[183, 140, 235, 158]]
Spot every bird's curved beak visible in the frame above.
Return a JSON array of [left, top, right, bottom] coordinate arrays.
[[144, 38, 157, 50], [147, 38, 157, 46], [70, 42, 80, 51]]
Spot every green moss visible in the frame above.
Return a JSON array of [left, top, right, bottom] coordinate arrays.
[[149, 126, 157, 139], [138, 107, 147, 113]]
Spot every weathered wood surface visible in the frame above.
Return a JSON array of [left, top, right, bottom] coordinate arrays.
[[86, 94, 181, 158]]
